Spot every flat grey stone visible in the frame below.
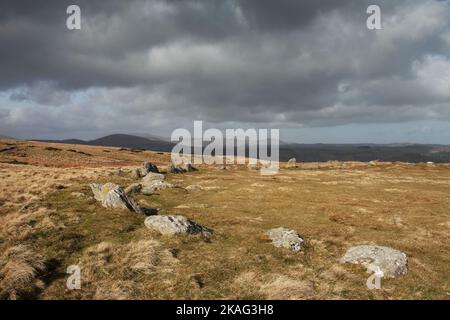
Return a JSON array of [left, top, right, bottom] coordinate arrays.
[[141, 180, 174, 195], [144, 215, 211, 237], [340, 245, 408, 278], [266, 227, 305, 252], [141, 172, 165, 183]]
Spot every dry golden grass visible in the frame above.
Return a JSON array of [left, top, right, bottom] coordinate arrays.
[[0, 139, 449, 299], [75, 240, 177, 299], [0, 245, 46, 299]]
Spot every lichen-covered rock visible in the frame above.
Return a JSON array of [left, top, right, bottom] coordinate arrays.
[[89, 183, 142, 213], [141, 172, 165, 183], [141, 180, 175, 195], [287, 158, 297, 168], [266, 227, 305, 252], [138, 172, 173, 195], [144, 215, 212, 237], [340, 245, 408, 278]]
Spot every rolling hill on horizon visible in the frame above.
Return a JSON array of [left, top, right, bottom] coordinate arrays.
[[36, 134, 175, 153], [28, 133, 450, 163]]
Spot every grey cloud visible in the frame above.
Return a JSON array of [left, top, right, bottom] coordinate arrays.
[[0, 0, 449, 139]]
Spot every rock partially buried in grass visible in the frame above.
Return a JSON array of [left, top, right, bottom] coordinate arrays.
[[140, 172, 174, 195], [181, 163, 198, 172], [142, 172, 165, 183], [124, 183, 142, 195], [141, 180, 175, 195], [89, 182, 142, 213], [71, 192, 86, 198], [340, 245, 408, 278], [145, 215, 212, 237], [266, 227, 305, 252], [287, 158, 297, 168], [167, 164, 185, 173], [185, 185, 203, 191], [141, 162, 159, 175]]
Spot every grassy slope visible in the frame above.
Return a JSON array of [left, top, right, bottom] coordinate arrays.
[[0, 139, 449, 299]]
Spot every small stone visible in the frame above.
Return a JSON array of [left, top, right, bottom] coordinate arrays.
[[144, 215, 212, 237], [141, 162, 159, 176], [71, 192, 85, 198], [266, 227, 305, 252], [287, 158, 297, 168], [140, 207, 160, 216], [141, 180, 174, 195], [167, 164, 185, 173], [185, 185, 203, 191], [142, 172, 165, 183], [181, 163, 198, 172]]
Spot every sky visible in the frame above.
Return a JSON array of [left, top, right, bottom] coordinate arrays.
[[1, 0, 450, 144]]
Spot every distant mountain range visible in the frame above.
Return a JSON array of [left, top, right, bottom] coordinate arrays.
[[30, 133, 450, 163], [37, 134, 175, 152]]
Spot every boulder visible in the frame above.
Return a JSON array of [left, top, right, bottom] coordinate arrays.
[[89, 183, 142, 213], [340, 245, 408, 278], [287, 158, 297, 168], [266, 227, 305, 252], [144, 215, 212, 237]]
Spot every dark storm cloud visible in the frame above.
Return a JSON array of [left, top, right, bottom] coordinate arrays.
[[0, 0, 449, 139]]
